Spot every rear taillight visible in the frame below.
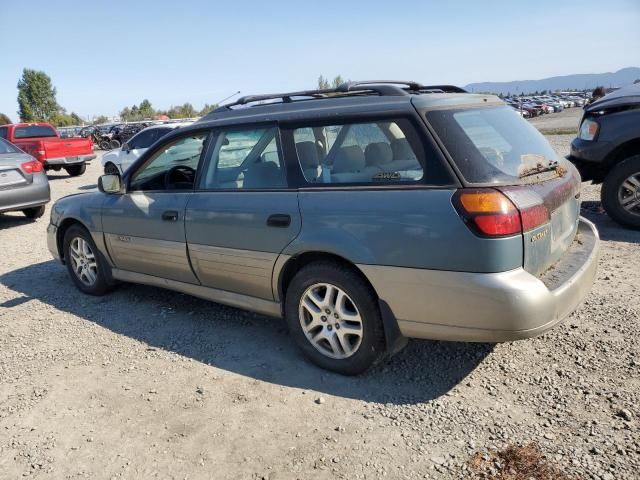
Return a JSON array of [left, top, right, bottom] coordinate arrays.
[[21, 160, 44, 173], [454, 189, 549, 237]]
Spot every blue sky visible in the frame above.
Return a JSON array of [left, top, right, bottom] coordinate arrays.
[[1, 0, 638, 121]]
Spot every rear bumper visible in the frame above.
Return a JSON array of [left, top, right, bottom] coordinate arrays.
[[359, 217, 599, 342], [0, 173, 50, 214], [45, 154, 96, 166]]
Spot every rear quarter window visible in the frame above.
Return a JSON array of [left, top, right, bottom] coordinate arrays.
[[426, 106, 561, 184]]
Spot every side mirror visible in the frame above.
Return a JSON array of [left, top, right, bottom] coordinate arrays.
[[122, 143, 130, 152], [98, 174, 122, 194]]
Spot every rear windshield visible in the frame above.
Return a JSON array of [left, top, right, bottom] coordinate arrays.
[[13, 125, 58, 139], [0, 138, 20, 154], [426, 106, 560, 184]]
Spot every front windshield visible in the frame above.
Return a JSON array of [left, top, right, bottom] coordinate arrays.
[[426, 106, 560, 184]]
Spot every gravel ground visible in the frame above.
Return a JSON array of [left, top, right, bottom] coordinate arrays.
[[1, 110, 639, 479]]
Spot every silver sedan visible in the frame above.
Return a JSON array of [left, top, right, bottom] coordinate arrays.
[[0, 137, 50, 219]]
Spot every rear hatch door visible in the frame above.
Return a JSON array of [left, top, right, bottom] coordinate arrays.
[[500, 168, 581, 276], [423, 102, 582, 275]]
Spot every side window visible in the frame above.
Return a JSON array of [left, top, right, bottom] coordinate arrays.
[[129, 133, 207, 191], [293, 119, 424, 184], [0, 127, 7, 139], [129, 128, 170, 149], [201, 127, 286, 190], [127, 130, 152, 149]]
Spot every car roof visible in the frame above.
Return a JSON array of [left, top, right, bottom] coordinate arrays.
[[186, 84, 501, 133], [142, 122, 193, 131]]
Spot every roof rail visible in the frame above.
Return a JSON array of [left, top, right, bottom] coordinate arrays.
[[213, 80, 467, 112]]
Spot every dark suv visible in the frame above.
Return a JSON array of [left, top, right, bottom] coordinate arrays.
[[47, 81, 599, 374], [569, 83, 640, 229]]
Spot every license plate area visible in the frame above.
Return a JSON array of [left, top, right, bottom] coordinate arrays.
[[65, 156, 79, 163]]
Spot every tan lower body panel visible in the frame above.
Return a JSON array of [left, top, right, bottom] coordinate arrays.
[[111, 268, 281, 318], [104, 233, 198, 284], [188, 244, 277, 300]]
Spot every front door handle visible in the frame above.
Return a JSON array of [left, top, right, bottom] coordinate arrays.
[[267, 214, 291, 228], [162, 210, 179, 222]]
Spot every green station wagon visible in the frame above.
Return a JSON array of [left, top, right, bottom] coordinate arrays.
[[47, 81, 599, 374]]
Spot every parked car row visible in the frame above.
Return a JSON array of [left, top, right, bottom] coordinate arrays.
[[504, 92, 588, 118]]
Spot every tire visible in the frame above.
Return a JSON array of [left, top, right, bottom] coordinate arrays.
[[22, 205, 45, 219], [64, 163, 86, 177], [109, 140, 121, 149], [63, 224, 114, 295], [104, 162, 119, 175], [99, 140, 111, 150], [601, 154, 640, 230], [284, 261, 386, 375]]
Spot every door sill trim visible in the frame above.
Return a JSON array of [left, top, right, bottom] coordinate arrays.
[[112, 268, 282, 318]]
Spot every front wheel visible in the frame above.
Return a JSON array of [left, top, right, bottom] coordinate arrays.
[[63, 225, 113, 295], [601, 154, 640, 229], [284, 262, 386, 375], [65, 163, 86, 177], [22, 205, 45, 219]]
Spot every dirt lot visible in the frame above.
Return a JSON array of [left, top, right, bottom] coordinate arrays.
[[1, 109, 639, 479]]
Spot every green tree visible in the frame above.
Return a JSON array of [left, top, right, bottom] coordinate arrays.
[[93, 115, 109, 125], [138, 99, 154, 119], [0, 113, 11, 125], [17, 68, 59, 122], [199, 103, 218, 116], [318, 75, 346, 90]]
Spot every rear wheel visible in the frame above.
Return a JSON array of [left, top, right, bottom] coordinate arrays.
[[109, 140, 121, 149], [65, 163, 86, 177], [63, 225, 113, 295], [284, 261, 386, 375], [104, 162, 119, 175], [601, 154, 640, 229], [99, 140, 111, 150], [22, 205, 45, 219]]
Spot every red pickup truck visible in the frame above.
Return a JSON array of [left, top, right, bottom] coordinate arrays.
[[0, 123, 95, 176]]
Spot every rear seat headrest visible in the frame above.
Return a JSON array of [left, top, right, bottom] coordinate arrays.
[[365, 142, 393, 166], [332, 146, 365, 174], [295, 141, 320, 168], [391, 139, 415, 160]]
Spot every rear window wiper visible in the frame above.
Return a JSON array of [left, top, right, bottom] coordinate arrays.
[[519, 159, 560, 178]]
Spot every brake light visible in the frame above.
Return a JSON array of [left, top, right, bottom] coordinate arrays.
[[455, 189, 522, 236], [20, 160, 44, 173], [454, 189, 550, 237]]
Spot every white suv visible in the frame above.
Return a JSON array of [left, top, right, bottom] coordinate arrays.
[[101, 122, 192, 175]]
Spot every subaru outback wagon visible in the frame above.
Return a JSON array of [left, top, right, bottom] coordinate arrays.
[[47, 81, 599, 374]]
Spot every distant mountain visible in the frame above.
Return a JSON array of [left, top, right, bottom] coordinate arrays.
[[464, 67, 640, 95]]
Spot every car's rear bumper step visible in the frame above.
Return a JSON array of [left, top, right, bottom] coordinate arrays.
[[45, 154, 96, 166], [359, 217, 599, 342]]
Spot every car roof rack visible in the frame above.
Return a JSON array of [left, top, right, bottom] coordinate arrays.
[[213, 81, 467, 112]]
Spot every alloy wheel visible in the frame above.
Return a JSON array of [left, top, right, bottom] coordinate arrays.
[[618, 172, 640, 215], [298, 283, 363, 359], [69, 237, 98, 286]]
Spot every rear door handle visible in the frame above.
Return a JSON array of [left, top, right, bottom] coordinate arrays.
[[162, 210, 179, 222], [267, 214, 291, 228]]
